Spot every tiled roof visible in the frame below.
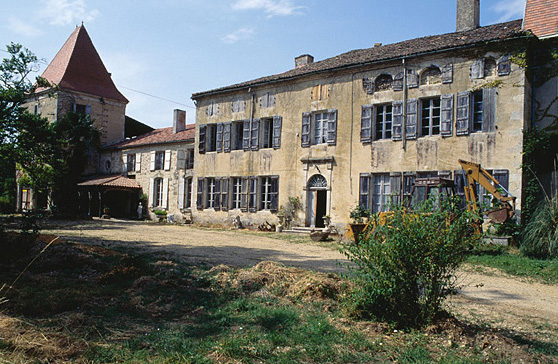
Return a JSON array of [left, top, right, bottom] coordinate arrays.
[[78, 175, 141, 189], [524, 0, 558, 38], [192, 20, 525, 98], [105, 124, 195, 150], [37, 25, 128, 103]]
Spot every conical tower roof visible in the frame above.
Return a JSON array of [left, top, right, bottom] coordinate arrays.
[[39, 25, 128, 103]]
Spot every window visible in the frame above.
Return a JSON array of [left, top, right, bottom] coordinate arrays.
[[33, 103, 40, 115], [301, 110, 337, 147], [154, 178, 164, 207], [205, 178, 220, 209], [231, 177, 243, 209], [126, 154, 136, 172], [259, 176, 279, 210], [312, 84, 329, 101], [186, 149, 194, 169], [206, 102, 219, 116], [372, 174, 391, 213], [154, 151, 165, 170], [232, 98, 246, 113], [421, 97, 441, 136], [456, 88, 496, 135], [74, 103, 91, 115], [375, 104, 392, 140], [232, 121, 244, 150], [260, 93, 275, 108], [185, 177, 192, 208], [472, 90, 484, 132], [260, 118, 273, 149], [204, 124, 217, 152]]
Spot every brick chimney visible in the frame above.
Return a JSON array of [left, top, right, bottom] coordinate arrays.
[[295, 54, 314, 68], [456, 0, 480, 32], [524, 0, 558, 38], [173, 109, 186, 133]]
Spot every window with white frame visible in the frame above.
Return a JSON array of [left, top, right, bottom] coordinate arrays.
[[185, 177, 192, 208], [313, 112, 329, 145], [375, 104, 392, 140], [372, 174, 391, 213], [301, 110, 337, 147], [154, 178, 164, 207], [421, 97, 441, 136], [206, 178, 219, 209], [231, 177, 243, 209]]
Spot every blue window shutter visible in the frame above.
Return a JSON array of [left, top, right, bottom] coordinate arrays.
[[405, 99, 417, 140], [442, 63, 453, 84], [392, 101, 403, 141], [482, 88, 497, 132], [272, 116, 282, 149], [216, 123, 223, 153], [196, 178, 204, 210], [456, 91, 471, 136], [301, 112, 311, 147], [221, 178, 229, 211], [198, 125, 206, 154], [223, 122, 231, 152], [361, 105, 372, 143], [251, 119, 260, 150], [441, 94, 454, 137], [327, 109, 337, 146], [243, 120, 251, 151], [270, 176, 279, 212]]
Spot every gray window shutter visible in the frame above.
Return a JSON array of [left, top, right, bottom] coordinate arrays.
[[270, 176, 279, 212], [251, 119, 260, 150], [497, 54, 511, 76], [243, 120, 251, 151], [362, 78, 374, 95], [441, 94, 454, 137], [269, 94, 276, 108], [359, 173, 370, 209], [482, 88, 496, 132], [456, 91, 471, 136], [301, 112, 311, 147], [471, 59, 485, 80], [199, 125, 206, 154], [241, 177, 249, 212], [272, 116, 282, 149], [196, 178, 204, 210], [406, 99, 418, 140], [249, 177, 257, 212], [393, 72, 404, 91], [214, 179, 221, 211], [221, 178, 229, 211], [223, 122, 231, 152], [407, 70, 419, 88], [177, 150, 186, 169], [361, 105, 372, 143], [260, 94, 268, 109], [327, 109, 338, 146], [392, 100, 403, 141], [390, 172, 402, 207], [442, 63, 453, 84], [216, 122, 224, 153]]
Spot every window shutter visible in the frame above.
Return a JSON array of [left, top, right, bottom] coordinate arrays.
[[393, 72, 404, 91], [301, 112, 311, 147], [150, 151, 156, 171], [456, 91, 471, 136], [177, 150, 186, 169], [223, 122, 231, 152], [260, 95, 267, 109], [361, 105, 372, 143], [270, 176, 279, 212], [327, 109, 337, 146], [269, 94, 275, 108], [362, 78, 375, 94], [359, 173, 370, 209], [214, 179, 221, 211], [407, 70, 419, 88], [497, 54, 511, 76], [196, 178, 204, 210], [122, 153, 128, 173], [390, 173, 402, 207], [135, 153, 141, 172], [392, 101, 403, 141], [164, 150, 171, 171], [216, 123, 224, 153], [243, 120, 251, 151], [162, 178, 169, 208], [221, 178, 229, 211], [249, 177, 258, 212], [241, 177, 249, 211], [85, 105, 92, 115], [442, 63, 453, 84], [406, 99, 418, 139], [251, 119, 260, 150], [272, 116, 282, 149], [482, 88, 496, 132], [178, 178, 185, 209], [198, 124, 206, 154], [149, 178, 155, 207], [471, 59, 485, 80], [441, 94, 454, 137]]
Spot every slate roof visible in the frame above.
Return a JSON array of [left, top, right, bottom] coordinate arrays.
[[192, 19, 526, 98], [37, 25, 128, 103], [78, 175, 141, 189], [524, 0, 558, 38], [105, 124, 195, 150]]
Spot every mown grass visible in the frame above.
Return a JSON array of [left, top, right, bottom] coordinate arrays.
[[467, 249, 558, 284]]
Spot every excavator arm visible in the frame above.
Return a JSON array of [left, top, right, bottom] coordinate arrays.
[[458, 159, 516, 224]]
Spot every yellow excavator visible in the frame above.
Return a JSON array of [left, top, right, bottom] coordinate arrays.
[[347, 159, 517, 242]]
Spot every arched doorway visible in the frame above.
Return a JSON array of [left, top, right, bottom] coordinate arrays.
[[306, 174, 328, 228]]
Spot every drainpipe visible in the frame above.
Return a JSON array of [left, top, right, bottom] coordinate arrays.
[[402, 58, 408, 150]]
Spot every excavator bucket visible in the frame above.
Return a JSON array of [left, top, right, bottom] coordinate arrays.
[[486, 207, 512, 224]]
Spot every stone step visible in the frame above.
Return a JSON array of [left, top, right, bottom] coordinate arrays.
[[284, 226, 323, 234]]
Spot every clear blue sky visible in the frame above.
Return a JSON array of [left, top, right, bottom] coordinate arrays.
[[2, 0, 526, 129]]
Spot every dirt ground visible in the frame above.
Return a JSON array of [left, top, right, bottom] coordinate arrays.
[[45, 218, 558, 344]]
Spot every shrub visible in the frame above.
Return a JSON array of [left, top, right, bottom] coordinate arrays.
[[341, 198, 479, 328], [521, 196, 558, 259]]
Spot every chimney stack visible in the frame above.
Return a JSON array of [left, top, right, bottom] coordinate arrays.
[[173, 109, 186, 133], [456, 0, 480, 32], [295, 54, 314, 68]]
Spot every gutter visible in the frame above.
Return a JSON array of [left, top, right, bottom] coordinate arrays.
[[191, 33, 531, 99]]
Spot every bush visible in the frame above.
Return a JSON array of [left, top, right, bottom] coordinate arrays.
[[341, 198, 479, 328], [521, 196, 558, 259]]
